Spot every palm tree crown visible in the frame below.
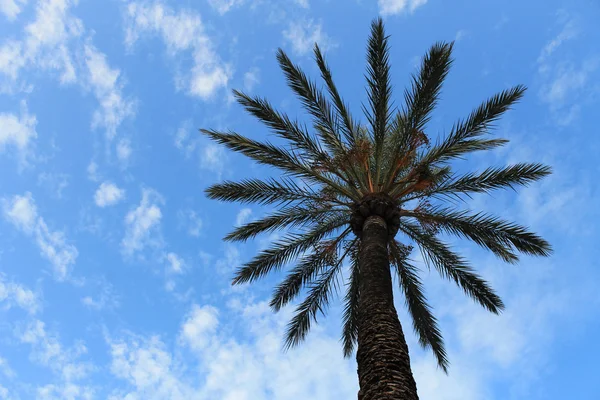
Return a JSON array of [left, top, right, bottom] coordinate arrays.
[[202, 18, 552, 372]]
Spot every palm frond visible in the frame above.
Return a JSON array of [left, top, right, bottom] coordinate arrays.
[[201, 129, 359, 201], [423, 85, 526, 164], [428, 163, 552, 199], [341, 242, 360, 357], [232, 214, 348, 284], [225, 207, 344, 242], [400, 222, 504, 313], [404, 42, 454, 133], [382, 42, 453, 190], [365, 18, 393, 185], [206, 177, 343, 206], [284, 239, 357, 349], [276, 49, 346, 156], [313, 44, 358, 146], [270, 228, 351, 311], [407, 207, 552, 262], [201, 128, 308, 170], [390, 241, 448, 372], [232, 89, 324, 158]]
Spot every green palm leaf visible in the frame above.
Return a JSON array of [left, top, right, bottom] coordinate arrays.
[[390, 240, 448, 372], [400, 222, 504, 313]]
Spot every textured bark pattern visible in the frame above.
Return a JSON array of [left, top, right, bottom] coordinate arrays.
[[356, 215, 419, 400]]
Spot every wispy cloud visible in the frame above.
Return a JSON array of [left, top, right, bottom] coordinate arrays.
[[243, 67, 260, 92], [207, 0, 245, 14], [0, 273, 40, 314], [536, 13, 598, 126], [37, 172, 69, 199], [164, 252, 185, 274], [121, 188, 164, 257], [94, 181, 125, 208], [537, 17, 579, 71], [378, 0, 427, 16], [0, 100, 37, 166], [106, 300, 358, 399], [116, 138, 132, 165], [235, 208, 252, 226], [81, 281, 119, 311], [178, 209, 203, 237], [2, 192, 78, 280], [0, 0, 136, 142], [87, 161, 100, 182], [174, 120, 229, 179], [283, 18, 335, 56], [0, 0, 28, 21], [84, 43, 137, 140], [124, 1, 230, 99], [17, 319, 94, 397]]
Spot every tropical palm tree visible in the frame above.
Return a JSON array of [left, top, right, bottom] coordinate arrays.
[[201, 18, 552, 400]]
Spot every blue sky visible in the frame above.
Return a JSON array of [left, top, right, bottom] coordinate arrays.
[[1, 0, 599, 398]]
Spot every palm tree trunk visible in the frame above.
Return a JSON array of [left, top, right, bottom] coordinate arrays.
[[356, 215, 419, 400]]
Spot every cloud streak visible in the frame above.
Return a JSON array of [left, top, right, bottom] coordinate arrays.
[[123, 1, 230, 99], [2, 192, 78, 280]]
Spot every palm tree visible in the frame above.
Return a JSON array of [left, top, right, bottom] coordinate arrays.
[[201, 18, 552, 400]]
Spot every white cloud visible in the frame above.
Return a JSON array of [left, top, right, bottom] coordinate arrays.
[[174, 123, 192, 154], [17, 319, 94, 397], [235, 208, 252, 226], [179, 304, 219, 350], [124, 1, 230, 99], [81, 282, 119, 311], [116, 138, 132, 164], [179, 209, 202, 237], [107, 300, 357, 399], [0, 40, 26, 82], [108, 334, 194, 399], [0, 0, 27, 21], [86, 161, 99, 181], [454, 29, 468, 42], [11, 0, 82, 84], [0, 274, 40, 314], [0, 100, 37, 165], [282, 18, 334, 56], [2, 192, 37, 232], [539, 58, 598, 105], [84, 43, 136, 140], [174, 120, 229, 178], [412, 358, 485, 400], [0, 0, 135, 139], [292, 0, 309, 8], [0, 356, 15, 379], [378, 0, 427, 15], [94, 181, 125, 207], [165, 252, 185, 274], [200, 143, 226, 178], [121, 188, 164, 256], [215, 244, 241, 275], [536, 15, 598, 125], [2, 192, 78, 280], [207, 0, 245, 14], [37, 172, 69, 199], [36, 383, 95, 400], [243, 68, 259, 91], [537, 18, 578, 71]]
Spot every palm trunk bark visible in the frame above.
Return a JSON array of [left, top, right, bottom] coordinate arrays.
[[356, 215, 419, 400]]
